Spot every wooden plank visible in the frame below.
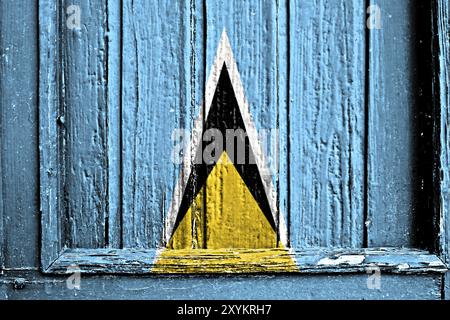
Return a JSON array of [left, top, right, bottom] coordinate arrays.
[[445, 271, 450, 300], [0, 0, 40, 268], [436, 0, 450, 264], [105, 0, 122, 248], [289, 0, 365, 247], [204, 0, 284, 245], [367, 1, 434, 247], [62, 0, 109, 248], [278, 1, 289, 246], [43, 247, 446, 275], [121, 0, 204, 248], [0, 110, 3, 269], [39, 1, 63, 269], [0, 146, 2, 271], [0, 270, 442, 300]]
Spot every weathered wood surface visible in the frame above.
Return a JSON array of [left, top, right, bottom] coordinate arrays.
[[42, 247, 446, 275], [62, 0, 109, 248], [205, 0, 284, 244], [436, 0, 450, 264], [121, 0, 204, 248], [0, 270, 443, 300], [445, 271, 450, 300], [1, 0, 40, 269], [39, 1, 65, 270], [42, 0, 368, 251], [37, 0, 440, 254], [367, 0, 435, 248], [106, 0, 122, 249], [0, 0, 449, 300], [288, 0, 365, 248]]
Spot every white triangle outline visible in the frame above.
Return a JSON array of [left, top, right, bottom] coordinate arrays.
[[164, 29, 288, 247]]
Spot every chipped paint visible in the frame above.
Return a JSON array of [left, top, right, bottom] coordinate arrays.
[[318, 255, 366, 266]]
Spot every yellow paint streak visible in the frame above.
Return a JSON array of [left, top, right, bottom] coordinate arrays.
[[153, 248, 298, 273], [206, 151, 277, 248], [169, 152, 276, 249], [161, 151, 298, 272]]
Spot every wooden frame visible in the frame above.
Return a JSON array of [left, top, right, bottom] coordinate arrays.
[[0, 126, 3, 270], [435, 0, 450, 267], [45, 247, 446, 274], [38, 0, 450, 275]]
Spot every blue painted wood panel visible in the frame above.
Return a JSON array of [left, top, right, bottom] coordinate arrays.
[[0, 0, 40, 268], [39, 1, 63, 269], [289, 0, 365, 248], [106, 0, 123, 248], [62, 0, 109, 248], [205, 0, 286, 242], [367, 0, 434, 248], [0, 272, 443, 300], [35, 0, 444, 254], [436, 0, 450, 264], [121, 0, 204, 248], [0, 0, 448, 300]]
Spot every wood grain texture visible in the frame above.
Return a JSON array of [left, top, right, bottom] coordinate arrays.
[[436, 0, 450, 264], [205, 0, 285, 243], [0, 270, 442, 300], [367, 0, 435, 248], [62, 0, 109, 248], [289, 0, 365, 248], [1, 0, 40, 268], [39, 1, 64, 269], [43, 247, 446, 275], [0, 134, 3, 269], [106, 0, 123, 248], [445, 271, 450, 300], [121, 0, 204, 248]]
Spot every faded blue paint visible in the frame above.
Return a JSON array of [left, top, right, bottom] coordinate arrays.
[[367, 0, 433, 248], [0, 273, 443, 300], [0, 0, 448, 300], [205, 1, 292, 242], [288, 0, 365, 248], [437, 0, 450, 265], [121, 0, 204, 248], [0, 0, 40, 268]]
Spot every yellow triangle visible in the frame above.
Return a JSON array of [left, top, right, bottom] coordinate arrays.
[[168, 151, 277, 249], [157, 151, 298, 273]]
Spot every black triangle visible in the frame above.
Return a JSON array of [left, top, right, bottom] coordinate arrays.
[[172, 63, 277, 237]]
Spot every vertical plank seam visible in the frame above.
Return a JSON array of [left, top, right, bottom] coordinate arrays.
[[431, 0, 442, 259], [35, 0, 42, 270], [105, 0, 110, 248], [202, 0, 207, 249], [190, 0, 198, 249], [0, 0, 4, 264], [363, 0, 370, 248], [0, 62, 3, 268], [275, 0, 280, 247], [119, 0, 124, 249], [437, 0, 450, 265], [60, 0, 69, 249], [38, 0, 65, 270]]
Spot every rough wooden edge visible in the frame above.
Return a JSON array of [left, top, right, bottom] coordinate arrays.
[[445, 271, 450, 300], [44, 247, 447, 275], [38, 0, 64, 271], [435, 0, 450, 266], [0, 269, 443, 300], [0, 104, 3, 271]]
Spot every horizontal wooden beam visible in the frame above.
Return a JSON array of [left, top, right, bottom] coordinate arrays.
[[0, 269, 442, 300], [43, 247, 447, 275]]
